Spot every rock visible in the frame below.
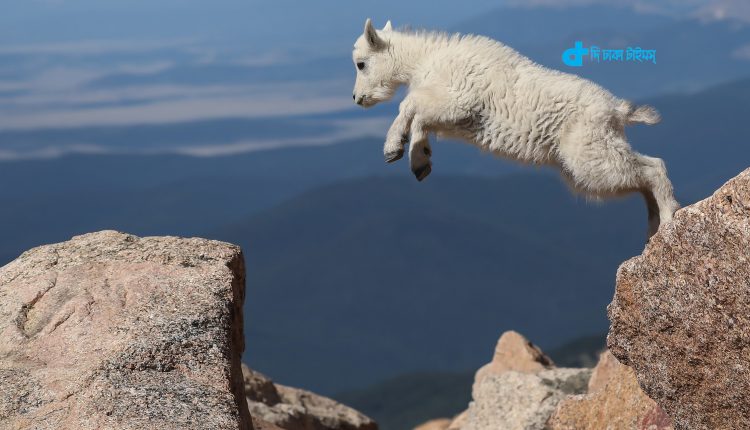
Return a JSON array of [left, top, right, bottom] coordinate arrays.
[[586, 349, 621, 393], [243, 364, 282, 405], [413, 418, 451, 430], [447, 411, 466, 430], [243, 365, 377, 430], [473, 331, 554, 383], [608, 168, 750, 430], [463, 368, 591, 430], [0, 231, 251, 429], [455, 331, 588, 430], [548, 351, 673, 430], [253, 417, 287, 430]]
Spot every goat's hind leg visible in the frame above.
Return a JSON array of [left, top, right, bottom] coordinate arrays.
[[640, 188, 661, 238], [559, 130, 678, 237], [638, 154, 680, 232]]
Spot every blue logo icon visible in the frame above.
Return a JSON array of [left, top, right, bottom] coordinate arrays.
[[562, 41, 657, 67], [562, 41, 588, 67]]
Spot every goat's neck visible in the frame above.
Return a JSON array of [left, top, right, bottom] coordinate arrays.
[[389, 33, 434, 85]]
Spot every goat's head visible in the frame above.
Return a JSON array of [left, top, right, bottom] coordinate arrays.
[[352, 18, 396, 108]]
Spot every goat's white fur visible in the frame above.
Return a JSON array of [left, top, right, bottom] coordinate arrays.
[[352, 19, 679, 236]]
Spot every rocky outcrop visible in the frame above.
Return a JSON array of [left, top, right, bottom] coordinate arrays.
[[547, 351, 673, 430], [242, 364, 377, 430], [457, 331, 591, 430], [466, 368, 590, 430], [608, 168, 750, 430], [0, 231, 378, 430], [0, 231, 251, 429], [473, 330, 554, 383]]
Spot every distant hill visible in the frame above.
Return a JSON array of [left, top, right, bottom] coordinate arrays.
[[0, 76, 748, 395], [0, 136, 514, 266], [211, 173, 643, 394], [204, 78, 750, 395], [337, 371, 473, 430]]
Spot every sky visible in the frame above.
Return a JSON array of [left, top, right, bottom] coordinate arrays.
[[0, 0, 502, 52], [0, 0, 747, 158], [1, 0, 735, 50]]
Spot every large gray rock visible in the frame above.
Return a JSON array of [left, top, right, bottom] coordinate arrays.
[[0, 231, 251, 429], [424, 331, 589, 430], [463, 368, 591, 430], [608, 168, 750, 430], [243, 364, 377, 430]]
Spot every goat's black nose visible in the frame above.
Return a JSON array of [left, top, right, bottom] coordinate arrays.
[[353, 94, 356, 100]]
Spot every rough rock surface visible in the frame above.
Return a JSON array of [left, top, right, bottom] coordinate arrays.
[[457, 331, 589, 430], [243, 364, 282, 405], [473, 330, 554, 383], [243, 364, 376, 430], [464, 368, 590, 430], [412, 418, 451, 430], [448, 331, 591, 430], [608, 168, 750, 430], [548, 351, 673, 430], [0, 231, 251, 429]]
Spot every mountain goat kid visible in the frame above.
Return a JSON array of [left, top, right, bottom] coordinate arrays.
[[352, 19, 679, 237]]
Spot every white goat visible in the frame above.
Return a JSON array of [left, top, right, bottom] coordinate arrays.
[[352, 19, 679, 237]]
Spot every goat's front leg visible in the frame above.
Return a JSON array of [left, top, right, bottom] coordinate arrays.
[[383, 98, 417, 163], [409, 116, 432, 181]]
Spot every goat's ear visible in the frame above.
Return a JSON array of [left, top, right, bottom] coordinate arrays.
[[382, 20, 393, 32], [364, 18, 386, 50]]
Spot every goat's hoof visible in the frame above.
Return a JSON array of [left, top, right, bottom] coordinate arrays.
[[384, 149, 404, 163], [413, 164, 431, 181]]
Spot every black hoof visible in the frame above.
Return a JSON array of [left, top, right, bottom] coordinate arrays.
[[413, 164, 431, 181], [384, 149, 404, 163]]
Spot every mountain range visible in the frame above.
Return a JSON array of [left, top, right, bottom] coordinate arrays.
[[0, 4, 749, 398]]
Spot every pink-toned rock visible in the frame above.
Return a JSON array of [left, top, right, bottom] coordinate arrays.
[[413, 418, 451, 430], [608, 168, 750, 430], [547, 351, 673, 430], [586, 349, 621, 393], [447, 411, 466, 430], [474, 331, 554, 383], [0, 231, 251, 429]]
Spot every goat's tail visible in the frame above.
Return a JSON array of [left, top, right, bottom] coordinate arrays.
[[616, 101, 661, 126]]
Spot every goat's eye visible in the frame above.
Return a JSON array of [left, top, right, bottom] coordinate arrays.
[[356, 62, 365, 71]]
